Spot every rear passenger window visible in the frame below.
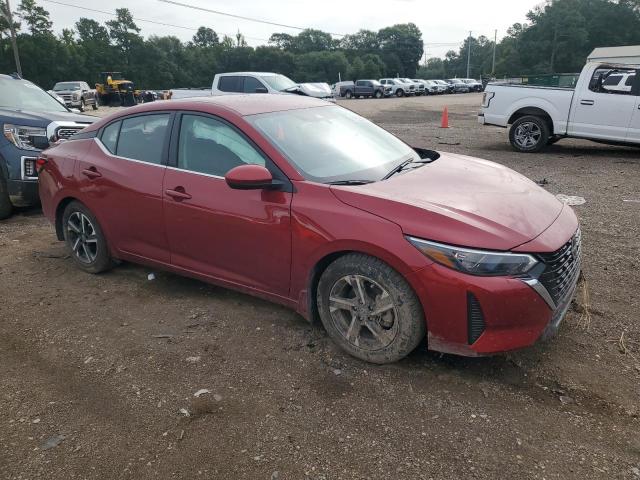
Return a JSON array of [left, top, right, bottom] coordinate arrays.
[[590, 68, 636, 95], [100, 121, 120, 154], [116, 114, 170, 164], [243, 77, 264, 93], [625, 75, 635, 87], [218, 76, 243, 93]]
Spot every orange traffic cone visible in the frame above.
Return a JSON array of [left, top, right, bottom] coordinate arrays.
[[440, 106, 449, 128]]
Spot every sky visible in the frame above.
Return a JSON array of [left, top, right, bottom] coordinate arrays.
[[40, 0, 543, 59]]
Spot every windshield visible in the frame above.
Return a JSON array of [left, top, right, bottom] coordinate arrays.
[[0, 78, 68, 112], [261, 74, 297, 91], [370, 80, 382, 86], [53, 82, 81, 91], [247, 105, 419, 184], [450, 79, 463, 84]]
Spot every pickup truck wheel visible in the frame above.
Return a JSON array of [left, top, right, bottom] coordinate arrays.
[[79, 99, 85, 112], [91, 98, 98, 110], [0, 169, 12, 220], [317, 253, 426, 364], [344, 90, 353, 99], [509, 116, 550, 153], [375, 90, 383, 99], [62, 201, 113, 274], [396, 89, 404, 98]]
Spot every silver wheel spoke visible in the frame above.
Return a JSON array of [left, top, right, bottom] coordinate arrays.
[[345, 314, 360, 346], [371, 292, 394, 316], [329, 296, 357, 311], [71, 237, 81, 253], [85, 235, 98, 244], [364, 321, 394, 345]]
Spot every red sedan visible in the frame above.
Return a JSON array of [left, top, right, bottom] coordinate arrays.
[[38, 95, 581, 364]]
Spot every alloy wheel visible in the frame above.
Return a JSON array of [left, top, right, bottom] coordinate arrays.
[[67, 212, 99, 264], [514, 122, 542, 149], [328, 274, 399, 351]]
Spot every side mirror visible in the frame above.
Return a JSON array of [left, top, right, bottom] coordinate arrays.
[[255, 86, 268, 94], [225, 164, 279, 190]]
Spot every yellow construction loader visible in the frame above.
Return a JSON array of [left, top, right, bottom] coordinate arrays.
[[95, 72, 138, 107]]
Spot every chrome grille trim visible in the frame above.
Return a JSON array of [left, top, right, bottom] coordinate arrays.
[[56, 127, 84, 140], [538, 228, 582, 306]]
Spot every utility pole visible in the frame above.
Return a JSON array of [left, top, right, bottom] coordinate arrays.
[[466, 31, 472, 78], [492, 29, 497, 76], [2, 0, 22, 76]]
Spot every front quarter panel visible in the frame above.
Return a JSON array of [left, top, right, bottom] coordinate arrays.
[[289, 181, 432, 318]]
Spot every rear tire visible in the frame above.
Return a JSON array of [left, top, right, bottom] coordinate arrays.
[[317, 253, 426, 364], [396, 89, 404, 98], [91, 98, 98, 110], [0, 169, 12, 220], [344, 90, 353, 99], [62, 201, 113, 274], [79, 99, 85, 112], [509, 115, 550, 153], [375, 90, 383, 99]]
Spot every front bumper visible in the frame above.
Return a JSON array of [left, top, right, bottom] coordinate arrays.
[[407, 249, 581, 356]]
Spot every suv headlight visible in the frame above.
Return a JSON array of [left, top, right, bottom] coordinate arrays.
[[407, 236, 538, 276], [3, 124, 48, 151]]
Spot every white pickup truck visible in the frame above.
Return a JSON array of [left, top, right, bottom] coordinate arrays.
[[479, 61, 640, 152]]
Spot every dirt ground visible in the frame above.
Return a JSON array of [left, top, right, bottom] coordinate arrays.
[[1, 93, 639, 480]]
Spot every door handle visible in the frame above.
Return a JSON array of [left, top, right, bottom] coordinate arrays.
[[82, 167, 102, 179], [165, 188, 192, 201], [580, 99, 595, 106]]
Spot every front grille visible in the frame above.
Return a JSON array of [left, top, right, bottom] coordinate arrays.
[[61, 94, 73, 102], [538, 229, 582, 305], [56, 127, 83, 140], [467, 292, 485, 344]]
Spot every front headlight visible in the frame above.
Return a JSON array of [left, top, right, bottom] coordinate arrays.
[[3, 124, 48, 151], [407, 236, 538, 276], [73, 92, 80, 100]]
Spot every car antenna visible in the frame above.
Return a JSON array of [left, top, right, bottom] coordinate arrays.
[[10, 72, 22, 79]]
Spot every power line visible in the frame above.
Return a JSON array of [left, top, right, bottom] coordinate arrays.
[[158, 0, 346, 37], [41, 0, 270, 42]]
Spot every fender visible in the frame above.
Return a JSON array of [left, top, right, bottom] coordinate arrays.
[[506, 96, 568, 135]]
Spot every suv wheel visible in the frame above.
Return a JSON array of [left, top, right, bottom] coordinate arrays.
[[0, 168, 12, 220], [62, 201, 113, 273], [509, 115, 550, 153], [317, 253, 426, 364]]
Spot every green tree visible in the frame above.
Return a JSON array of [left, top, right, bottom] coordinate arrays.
[[192, 26, 218, 48], [378, 23, 423, 77], [106, 8, 142, 66], [17, 0, 52, 35]]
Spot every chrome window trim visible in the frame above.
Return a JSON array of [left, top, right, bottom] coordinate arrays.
[[94, 138, 166, 169], [20, 156, 39, 181], [166, 165, 224, 180]]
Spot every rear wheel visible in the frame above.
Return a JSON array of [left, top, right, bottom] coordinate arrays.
[[344, 90, 353, 99], [396, 89, 404, 98], [375, 90, 383, 99], [509, 115, 550, 153], [79, 99, 85, 112], [62, 201, 113, 274], [0, 169, 12, 220], [91, 97, 98, 110], [317, 253, 426, 364]]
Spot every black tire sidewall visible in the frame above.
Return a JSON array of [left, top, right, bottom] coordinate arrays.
[[317, 254, 426, 364], [0, 168, 12, 220], [396, 89, 404, 97], [509, 115, 550, 153], [62, 201, 112, 273]]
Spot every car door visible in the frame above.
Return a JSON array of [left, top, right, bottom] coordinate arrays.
[[78, 113, 173, 263], [626, 72, 640, 143], [569, 67, 638, 141], [162, 112, 292, 297]]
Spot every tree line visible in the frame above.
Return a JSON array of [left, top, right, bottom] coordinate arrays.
[[1, 0, 639, 91]]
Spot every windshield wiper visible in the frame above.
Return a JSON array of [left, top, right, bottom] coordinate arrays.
[[327, 180, 374, 186], [382, 158, 415, 180]]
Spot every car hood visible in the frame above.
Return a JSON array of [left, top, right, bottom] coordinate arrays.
[[0, 108, 96, 127], [53, 89, 80, 95], [290, 83, 334, 98], [330, 153, 566, 251]]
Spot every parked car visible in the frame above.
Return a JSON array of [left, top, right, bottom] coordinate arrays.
[[212, 72, 335, 102], [446, 79, 471, 93], [38, 95, 581, 364], [0, 73, 96, 219], [413, 79, 443, 95], [461, 78, 484, 92], [433, 79, 454, 93], [380, 78, 414, 97], [339, 80, 389, 99], [52, 81, 98, 112], [399, 78, 424, 96], [479, 61, 640, 152], [47, 90, 66, 105]]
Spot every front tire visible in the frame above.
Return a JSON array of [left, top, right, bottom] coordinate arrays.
[[91, 98, 98, 110], [317, 254, 426, 364], [79, 99, 85, 112], [344, 90, 353, 99], [0, 169, 12, 220], [62, 201, 113, 274], [375, 90, 383, 99], [509, 115, 550, 153], [396, 89, 404, 98]]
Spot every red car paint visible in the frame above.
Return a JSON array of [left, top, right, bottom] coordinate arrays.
[[38, 95, 579, 356]]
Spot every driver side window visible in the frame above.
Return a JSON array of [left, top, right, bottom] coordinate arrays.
[[178, 114, 265, 177]]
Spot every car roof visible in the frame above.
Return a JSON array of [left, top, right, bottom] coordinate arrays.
[[217, 72, 283, 77]]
